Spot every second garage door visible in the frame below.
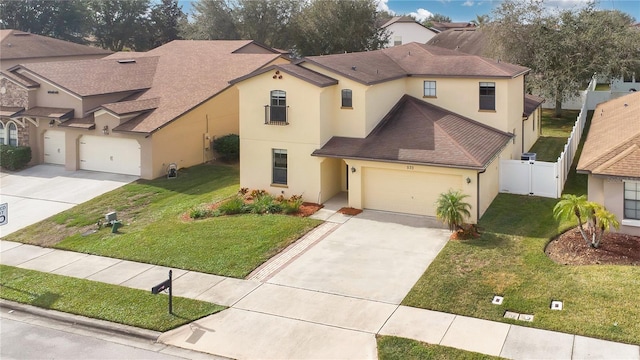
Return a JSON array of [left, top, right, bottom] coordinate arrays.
[[362, 167, 461, 216], [79, 135, 141, 176], [43, 130, 65, 165]]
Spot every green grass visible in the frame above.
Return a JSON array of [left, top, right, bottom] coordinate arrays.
[[377, 336, 502, 360], [0, 265, 224, 332], [528, 109, 580, 162], [594, 83, 611, 91], [403, 111, 640, 345], [5, 164, 321, 278]]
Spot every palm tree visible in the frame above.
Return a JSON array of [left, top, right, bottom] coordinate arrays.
[[435, 190, 472, 232], [592, 205, 620, 248], [553, 194, 590, 246]]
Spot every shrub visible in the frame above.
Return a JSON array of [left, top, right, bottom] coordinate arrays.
[[218, 196, 247, 215], [189, 207, 214, 219], [0, 145, 31, 170], [250, 194, 281, 214], [282, 195, 303, 214], [213, 134, 239, 162]]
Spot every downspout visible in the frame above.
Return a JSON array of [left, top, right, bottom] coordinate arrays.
[[476, 168, 486, 223], [521, 116, 526, 154]]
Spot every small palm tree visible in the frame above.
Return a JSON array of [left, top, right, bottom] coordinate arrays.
[[553, 194, 590, 245], [553, 194, 620, 248], [435, 190, 472, 232], [591, 205, 620, 248]]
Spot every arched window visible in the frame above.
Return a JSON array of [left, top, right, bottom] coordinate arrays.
[[8, 122, 18, 146], [0, 122, 4, 145]]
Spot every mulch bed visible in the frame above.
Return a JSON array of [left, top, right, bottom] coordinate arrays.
[[296, 202, 323, 217], [545, 227, 640, 265], [338, 207, 363, 216]]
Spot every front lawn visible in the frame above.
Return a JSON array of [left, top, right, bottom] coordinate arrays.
[[5, 164, 321, 278], [0, 265, 224, 332], [377, 336, 501, 360]]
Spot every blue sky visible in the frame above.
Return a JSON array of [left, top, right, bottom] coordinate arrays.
[[379, 0, 640, 22]]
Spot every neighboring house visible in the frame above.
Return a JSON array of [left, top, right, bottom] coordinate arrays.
[[0, 40, 287, 178], [426, 28, 489, 57], [576, 91, 640, 236], [381, 16, 438, 47], [429, 22, 476, 33], [231, 42, 544, 222], [0, 30, 112, 70]]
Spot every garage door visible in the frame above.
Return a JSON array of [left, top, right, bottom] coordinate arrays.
[[79, 135, 141, 176], [362, 168, 461, 216], [43, 130, 65, 165]]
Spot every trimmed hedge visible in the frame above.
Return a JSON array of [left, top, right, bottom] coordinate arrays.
[[213, 134, 239, 161], [0, 145, 31, 170]]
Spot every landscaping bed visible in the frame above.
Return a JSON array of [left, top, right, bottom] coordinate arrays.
[[546, 228, 640, 265]]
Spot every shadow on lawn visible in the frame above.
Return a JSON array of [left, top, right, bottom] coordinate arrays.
[[136, 163, 239, 196], [479, 193, 561, 239]]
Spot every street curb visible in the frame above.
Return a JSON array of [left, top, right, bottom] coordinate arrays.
[[0, 299, 161, 341]]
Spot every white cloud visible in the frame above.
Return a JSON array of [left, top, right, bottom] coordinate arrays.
[[376, 0, 394, 14], [463, 0, 474, 6], [409, 8, 434, 22]]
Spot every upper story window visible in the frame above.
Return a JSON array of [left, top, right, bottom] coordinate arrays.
[[266, 90, 288, 125], [624, 181, 640, 220], [479, 82, 496, 111], [423, 81, 436, 97], [393, 36, 402, 46], [341, 89, 353, 108]]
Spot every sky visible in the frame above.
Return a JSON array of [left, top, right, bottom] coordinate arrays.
[[378, 0, 640, 22]]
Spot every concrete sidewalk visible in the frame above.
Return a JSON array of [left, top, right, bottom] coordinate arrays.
[[2, 227, 640, 359]]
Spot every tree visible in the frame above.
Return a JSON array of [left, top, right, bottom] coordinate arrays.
[[487, 0, 640, 116], [435, 190, 472, 232], [0, 0, 92, 44], [181, 0, 240, 40], [423, 13, 452, 28], [470, 14, 490, 27], [291, 0, 389, 56], [553, 194, 620, 248], [146, 0, 185, 49], [235, 0, 302, 50], [90, 0, 151, 51]]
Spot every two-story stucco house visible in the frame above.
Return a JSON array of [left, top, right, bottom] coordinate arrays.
[[0, 40, 287, 178], [232, 42, 543, 222], [381, 16, 438, 47]]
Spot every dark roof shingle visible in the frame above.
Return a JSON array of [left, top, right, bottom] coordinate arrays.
[[0, 30, 111, 60]]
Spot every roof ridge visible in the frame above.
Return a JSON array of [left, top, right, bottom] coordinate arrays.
[[591, 141, 640, 173], [432, 116, 483, 167]]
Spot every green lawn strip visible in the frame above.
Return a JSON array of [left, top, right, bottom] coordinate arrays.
[[377, 336, 502, 360], [528, 109, 581, 161], [56, 214, 321, 278], [5, 164, 321, 278], [0, 265, 224, 332]]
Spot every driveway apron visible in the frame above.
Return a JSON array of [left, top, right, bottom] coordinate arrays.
[[160, 210, 450, 359], [0, 164, 137, 237]]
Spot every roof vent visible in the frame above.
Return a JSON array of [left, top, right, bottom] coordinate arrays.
[[624, 103, 628, 107], [351, 66, 356, 71], [117, 59, 136, 64]]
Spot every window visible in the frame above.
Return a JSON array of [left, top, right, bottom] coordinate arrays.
[[0, 123, 4, 145], [624, 182, 640, 220], [393, 36, 402, 46], [270, 90, 287, 123], [341, 89, 352, 108], [2, 122, 18, 146], [423, 81, 436, 97], [479, 82, 496, 110], [273, 149, 287, 185]]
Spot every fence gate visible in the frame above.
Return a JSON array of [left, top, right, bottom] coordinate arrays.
[[500, 160, 559, 198]]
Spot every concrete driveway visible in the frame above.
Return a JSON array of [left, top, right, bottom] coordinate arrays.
[[0, 165, 138, 237], [161, 210, 450, 359]]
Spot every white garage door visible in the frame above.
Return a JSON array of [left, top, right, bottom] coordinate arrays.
[[79, 135, 141, 176], [362, 167, 461, 216], [43, 130, 65, 165]]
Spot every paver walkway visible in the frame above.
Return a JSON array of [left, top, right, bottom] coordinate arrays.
[[1, 211, 639, 359]]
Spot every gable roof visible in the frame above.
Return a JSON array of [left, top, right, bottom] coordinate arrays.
[[426, 28, 489, 56], [230, 63, 338, 87], [0, 30, 111, 60], [381, 16, 417, 27], [301, 42, 529, 85], [10, 40, 284, 134], [312, 95, 512, 170], [577, 91, 640, 179], [430, 22, 476, 32], [524, 94, 545, 117]]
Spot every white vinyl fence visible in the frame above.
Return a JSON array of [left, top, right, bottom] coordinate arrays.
[[500, 77, 596, 198]]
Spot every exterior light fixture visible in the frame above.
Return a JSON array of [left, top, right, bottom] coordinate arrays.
[[351, 166, 356, 173], [466, 177, 471, 184], [102, 125, 109, 135], [49, 119, 55, 127]]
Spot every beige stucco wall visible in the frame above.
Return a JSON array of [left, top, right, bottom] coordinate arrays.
[[522, 107, 541, 154], [587, 175, 640, 236], [384, 23, 436, 47], [478, 145, 511, 219], [364, 79, 406, 135]]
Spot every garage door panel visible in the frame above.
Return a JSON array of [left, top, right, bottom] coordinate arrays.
[[43, 130, 65, 165], [79, 136, 140, 176], [363, 168, 461, 216]]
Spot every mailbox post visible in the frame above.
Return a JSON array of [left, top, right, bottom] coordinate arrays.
[[151, 270, 173, 314]]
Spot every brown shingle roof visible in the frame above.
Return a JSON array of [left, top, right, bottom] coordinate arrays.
[[426, 28, 489, 56], [18, 106, 74, 120], [381, 16, 430, 28], [303, 42, 529, 85], [524, 94, 545, 117], [0, 106, 24, 117], [13, 57, 158, 97], [230, 63, 338, 87], [430, 22, 476, 32], [0, 30, 111, 60], [312, 95, 512, 170], [100, 97, 160, 115], [577, 91, 640, 179], [0, 70, 39, 88]]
